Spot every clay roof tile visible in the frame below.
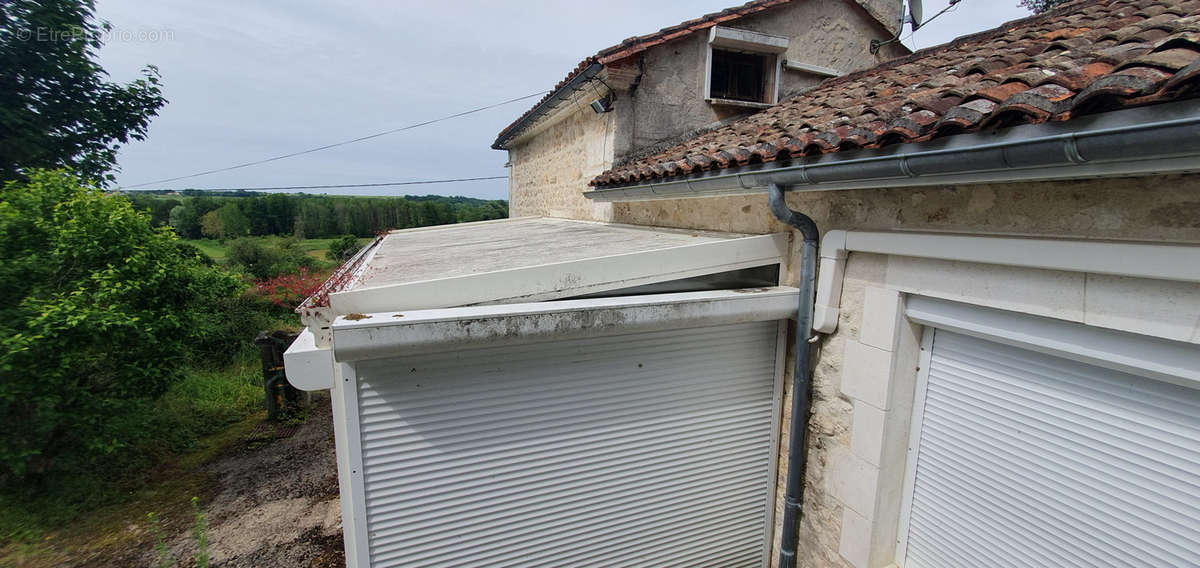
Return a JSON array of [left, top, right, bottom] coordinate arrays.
[[1163, 57, 1200, 91], [592, 0, 1200, 188]]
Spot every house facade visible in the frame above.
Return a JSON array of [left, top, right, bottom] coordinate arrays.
[[505, 0, 1200, 566], [287, 1, 1200, 567], [492, 0, 909, 221]]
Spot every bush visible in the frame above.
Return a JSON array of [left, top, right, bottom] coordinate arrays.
[[250, 268, 328, 310], [327, 235, 361, 263], [227, 238, 281, 278], [0, 171, 244, 479], [187, 293, 292, 367], [227, 237, 318, 279]]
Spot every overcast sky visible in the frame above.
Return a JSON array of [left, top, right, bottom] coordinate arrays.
[[97, 1, 1031, 200]]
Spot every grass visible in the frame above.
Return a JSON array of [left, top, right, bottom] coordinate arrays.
[[185, 238, 230, 262], [0, 412, 262, 568], [154, 345, 268, 446], [183, 236, 370, 263], [292, 236, 370, 260], [0, 345, 271, 566]]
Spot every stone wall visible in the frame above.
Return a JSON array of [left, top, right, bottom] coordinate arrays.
[[618, 0, 907, 161], [610, 175, 1200, 242], [506, 102, 615, 220]]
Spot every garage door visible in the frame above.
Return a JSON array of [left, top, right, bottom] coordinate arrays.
[[350, 319, 784, 567], [900, 328, 1200, 568]]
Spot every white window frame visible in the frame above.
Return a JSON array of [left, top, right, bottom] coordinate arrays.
[[893, 325, 935, 566], [894, 295, 1200, 565], [705, 26, 788, 108], [826, 232, 1200, 568]]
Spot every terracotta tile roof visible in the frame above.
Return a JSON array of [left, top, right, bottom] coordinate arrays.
[[590, 0, 1200, 187], [492, 0, 797, 149]]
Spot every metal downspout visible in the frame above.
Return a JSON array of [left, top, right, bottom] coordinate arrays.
[[768, 183, 818, 568]]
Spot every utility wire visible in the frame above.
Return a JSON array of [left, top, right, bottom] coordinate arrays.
[[122, 91, 547, 189], [137, 175, 509, 192], [871, 0, 964, 53]]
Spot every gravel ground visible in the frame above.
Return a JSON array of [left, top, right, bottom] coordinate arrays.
[[102, 395, 345, 568]]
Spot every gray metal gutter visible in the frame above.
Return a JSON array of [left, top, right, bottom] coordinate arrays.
[[583, 99, 1200, 201], [492, 62, 605, 150]]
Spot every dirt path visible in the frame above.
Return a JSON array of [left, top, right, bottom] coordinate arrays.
[[99, 395, 345, 567]]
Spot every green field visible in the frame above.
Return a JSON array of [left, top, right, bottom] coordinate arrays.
[[185, 238, 232, 261], [293, 236, 372, 260], [184, 236, 371, 264]]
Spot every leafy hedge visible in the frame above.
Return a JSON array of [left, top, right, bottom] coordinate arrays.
[[0, 171, 245, 479]]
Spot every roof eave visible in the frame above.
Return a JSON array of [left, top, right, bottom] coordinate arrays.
[[492, 63, 605, 150], [583, 100, 1200, 201]]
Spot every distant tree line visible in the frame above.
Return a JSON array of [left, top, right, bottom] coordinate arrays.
[[125, 192, 509, 239]]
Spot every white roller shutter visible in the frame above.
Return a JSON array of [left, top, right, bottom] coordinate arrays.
[[901, 329, 1200, 568], [351, 321, 783, 567]]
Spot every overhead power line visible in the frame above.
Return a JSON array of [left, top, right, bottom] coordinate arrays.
[[135, 175, 509, 192], [122, 91, 547, 189], [871, 0, 964, 53]]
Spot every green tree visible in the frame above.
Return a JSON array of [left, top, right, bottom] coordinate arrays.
[[216, 202, 250, 239], [125, 193, 179, 226], [327, 235, 362, 263], [199, 208, 222, 239], [0, 0, 166, 184], [1019, 0, 1070, 12], [168, 203, 201, 238], [0, 170, 243, 477], [198, 203, 248, 240]]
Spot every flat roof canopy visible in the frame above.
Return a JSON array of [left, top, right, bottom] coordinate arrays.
[[326, 217, 789, 315]]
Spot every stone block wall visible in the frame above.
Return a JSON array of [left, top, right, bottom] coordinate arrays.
[[506, 103, 615, 221]]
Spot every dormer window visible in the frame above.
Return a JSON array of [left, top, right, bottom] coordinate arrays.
[[705, 26, 788, 108], [710, 50, 767, 102]]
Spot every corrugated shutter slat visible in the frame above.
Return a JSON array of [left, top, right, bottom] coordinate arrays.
[[356, 322, 779, 567], [905, 330, 1200, 568]]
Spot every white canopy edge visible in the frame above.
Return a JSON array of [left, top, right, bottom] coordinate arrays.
[[283, 328, 335, 391], [329, 286, 799, 363], [327, 232, 790, 315]]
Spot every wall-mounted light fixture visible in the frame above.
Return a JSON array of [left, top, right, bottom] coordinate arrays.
[[590, 94, 613, 113]]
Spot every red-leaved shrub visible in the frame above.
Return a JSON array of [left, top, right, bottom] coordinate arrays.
[[250, 267, 328, 309]]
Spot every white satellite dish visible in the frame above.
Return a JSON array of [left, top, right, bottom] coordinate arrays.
[[909, 0, 924, 31]]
